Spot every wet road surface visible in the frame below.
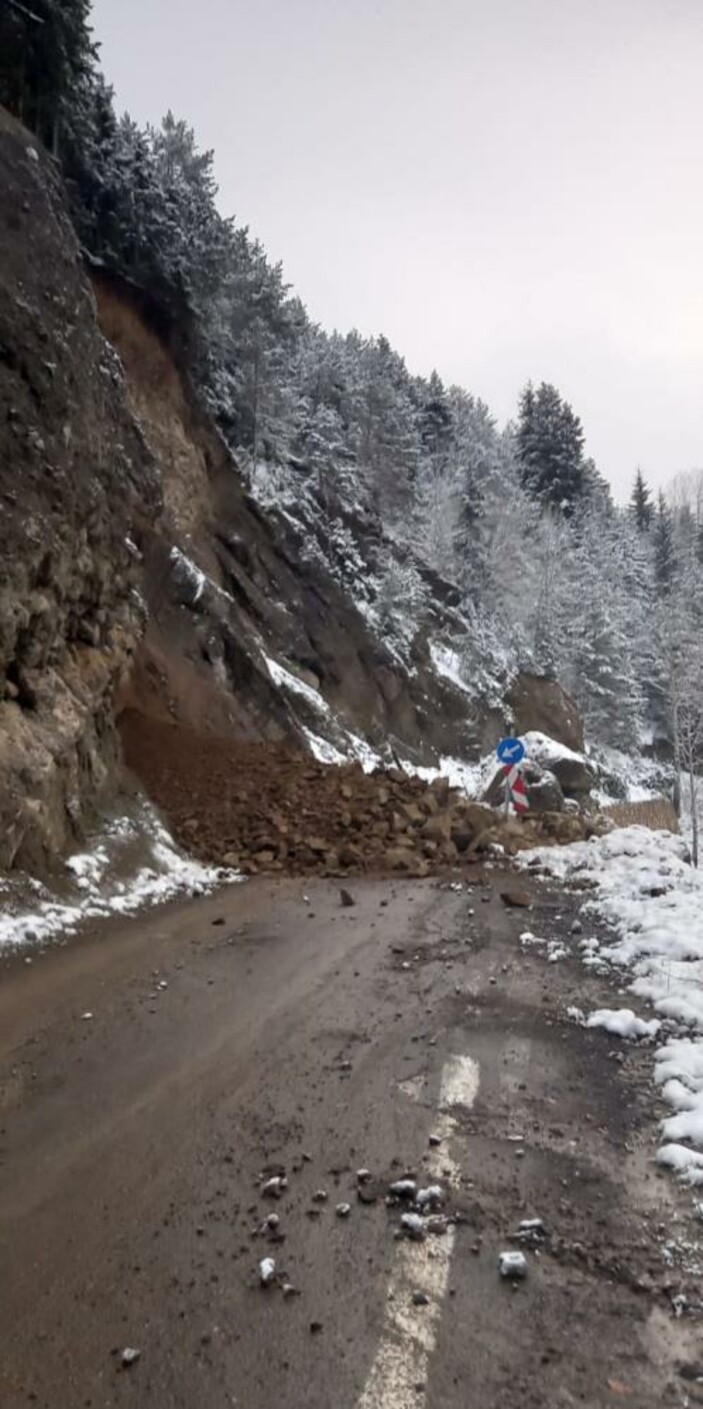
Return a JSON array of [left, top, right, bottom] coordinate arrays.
[[0, 870, 698, 1407]]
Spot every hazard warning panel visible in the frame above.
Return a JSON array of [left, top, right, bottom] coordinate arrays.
[[502, 762, 529, 814]]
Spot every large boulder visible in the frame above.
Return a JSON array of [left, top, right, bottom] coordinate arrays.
[[483, 769, 507, 808], [505, 674, 584, 753], [523, 764, 565, 813], [520, 732, 596, 797], [450, 801, 498, 852], [482, 735, 594, 813]]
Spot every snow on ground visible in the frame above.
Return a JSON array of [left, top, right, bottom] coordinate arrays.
[[429, 644, 474, 697], [407, 754, 491, 797], [521, 825, 703, 1184], [520, 930, 570, 964], [265, 656, 329, 713], [169, 545, 235, 609], [169, 545, 207, 603], [584, 1008, 661, 1040], [301, 713, 592, 804], [301, 728, 349, 766], [0, 801, 234, 953], [346, 731, 386, 772], [302, 724, 389, 774], [590, 744, 670, 806]]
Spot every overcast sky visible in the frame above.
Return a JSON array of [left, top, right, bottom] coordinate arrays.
[[91, 0, 703, 498]]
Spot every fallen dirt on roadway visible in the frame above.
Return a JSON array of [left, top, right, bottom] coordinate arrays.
[[119, 712, 601, 877], [0, 868, 700, 1408]]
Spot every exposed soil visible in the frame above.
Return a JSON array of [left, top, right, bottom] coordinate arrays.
[[0, 871, 700, 1408]]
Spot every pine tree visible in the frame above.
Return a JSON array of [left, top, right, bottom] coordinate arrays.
[[523, 512, 572, 677], [0, 0, 96, 154], [560, 511, 646, 748], [630, 468, 653, 531], [419, 372, 453, 467], [448, 390, 496, 597], [353, 336, 419, 521], [516, 381, 586, 514], [654, 492, 676, 593], [569, 594, 642, 748], [581, 458, 613, 515]]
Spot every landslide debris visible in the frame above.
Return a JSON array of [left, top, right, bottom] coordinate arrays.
[[121, 712, 606, 876]]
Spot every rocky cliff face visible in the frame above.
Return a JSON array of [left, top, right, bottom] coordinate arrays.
[[0, 110, 158, 869], [90, 268, 483, 765], [0, 108, 584, 875]]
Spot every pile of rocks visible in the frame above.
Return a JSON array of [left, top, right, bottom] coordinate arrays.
[[225, 775, 504, 876], [121, 714, 611, 877]]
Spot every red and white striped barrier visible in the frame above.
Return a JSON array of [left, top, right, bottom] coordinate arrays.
[[503, 763, 528, 814]]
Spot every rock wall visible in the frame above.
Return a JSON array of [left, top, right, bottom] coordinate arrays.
[[0, 110, 157, 868]]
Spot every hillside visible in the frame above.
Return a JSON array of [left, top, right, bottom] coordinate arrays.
[[0, 108, 589, 882], [1, 0, 702, 901], [5, 12, 703, 1409]]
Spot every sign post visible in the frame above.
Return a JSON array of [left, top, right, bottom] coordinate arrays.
[[496, 738, 528, 816]]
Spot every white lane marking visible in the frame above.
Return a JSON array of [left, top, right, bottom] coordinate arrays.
[[439, 1054, 480, 1114], [357, 1055, 479, 1409], [356, 1232, 457, 1408], [431, 1055, 480, 1186]]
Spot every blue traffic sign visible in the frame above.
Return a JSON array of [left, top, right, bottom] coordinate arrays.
[[496, 737, 525, 766]]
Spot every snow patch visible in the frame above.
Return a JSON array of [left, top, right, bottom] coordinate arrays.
[[265, 656, 329, 713], [301, 728, 348, 766], [429, 643, 473, 696], [656, 1039, 703, 1153], [590, 744, 669, 806], [656, 1145, 703, 1185], [169, 545, 207, 603], [519, 730, 587, 768], [0, 801, 235, 952], [521, 825, 703, 1181], [584, 1008, 660, 1040], [409, 754, 494, 799]]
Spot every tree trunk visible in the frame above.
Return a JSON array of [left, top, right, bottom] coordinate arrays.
[[671, 659, 682, 817], [672, 772, 682, 817], [689, 767, 699, 868]]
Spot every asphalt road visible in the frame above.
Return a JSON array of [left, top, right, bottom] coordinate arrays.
[[0, 869, 698, 1408]]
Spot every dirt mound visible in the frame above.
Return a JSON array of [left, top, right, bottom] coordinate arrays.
[[121, 710, 604, 876]]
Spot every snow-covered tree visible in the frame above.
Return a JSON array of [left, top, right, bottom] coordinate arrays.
[[0, 0, 96, 154], [630, 468, 654, 532], [567, 580, 642, 749], [516, 381, 586, 514], [525, 512, 572, 676], [375, 556, 428, 654], [22, 15, 702, 759], [654, 491, 676, 593], [676, 645, 703, 865]]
